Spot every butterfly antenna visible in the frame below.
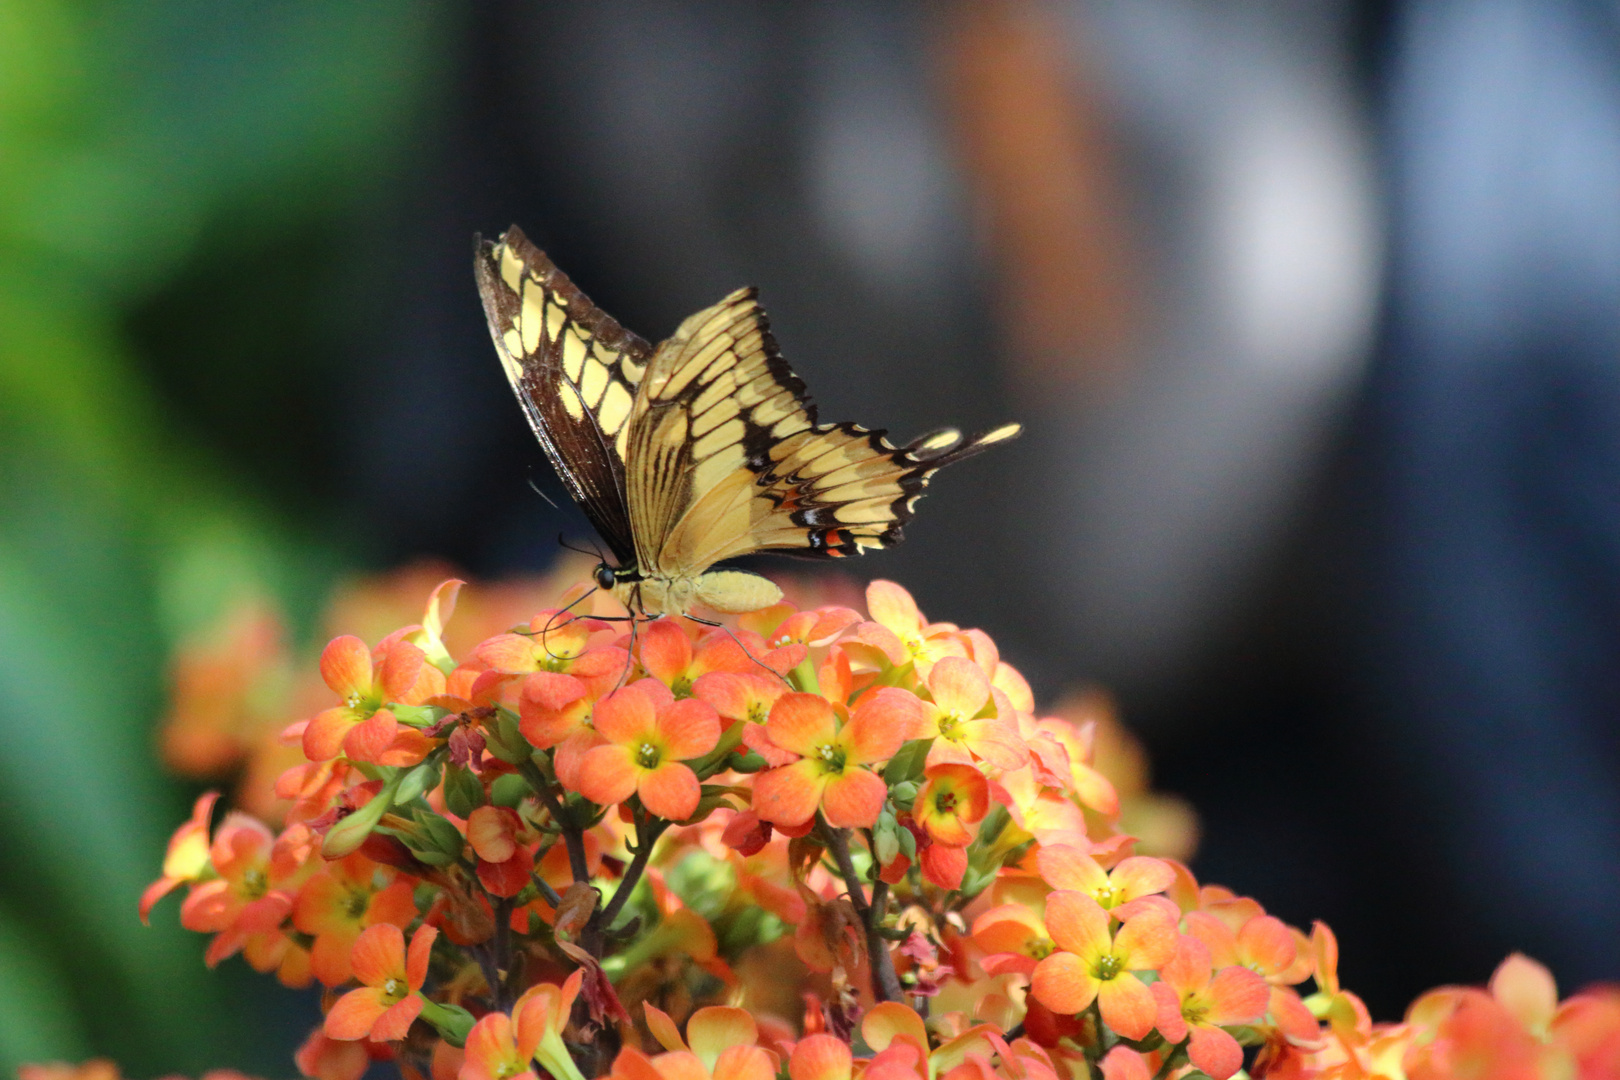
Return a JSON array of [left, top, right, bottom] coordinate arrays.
[[684, 614, 793, 687], [556, 533, 600, 559]]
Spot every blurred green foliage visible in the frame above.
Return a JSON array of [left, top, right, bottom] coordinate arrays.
[[0, 2, 443, 1075]]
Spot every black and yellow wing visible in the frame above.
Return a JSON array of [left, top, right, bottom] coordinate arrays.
[[474, 227, 649, 565], [623, 288, 1021, 576]]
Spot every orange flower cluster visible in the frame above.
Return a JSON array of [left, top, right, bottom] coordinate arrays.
[[126, 571, 1620, 1080]]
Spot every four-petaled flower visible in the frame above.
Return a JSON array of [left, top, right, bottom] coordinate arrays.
[[303, 635, 443, 763], [914, 658, 1027, 772], [460, 972, 586, 1080], [1036, 844, 1175, 913], [324, 922, 437, 1042], [1029, 891, 1179, 1040], [1150, 935, 1270, 1080], [575, 681, 720, 821], [751, 692, 908, 829]]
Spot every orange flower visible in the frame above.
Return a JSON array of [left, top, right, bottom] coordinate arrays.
[[751, 692, 907, 829], [971, 902, 1054, 979], [466, 805, 535, 898], [912, 763, 990, 846], [639, 619, 799, 697], [292, 853, 418, 986], [1029, 892, 1178, 1040], [915, 658, 1027, 773], [474, 610, 620, 687], [140, 791, 219, 922], [628, 1004, 774, 1080], [1150, 936, 1269, 1080], [302, 636, 444, 763], [460, 972, 586, 1080], [787, 1035, 853, 1080], [180, 812, 310, 969], [324, 922, 437, 1042], [1035, 845, 1174, 913], [574, 681, 720, 821], [692, 671, 788, 726], [848, 580, 969, 678], [1184, 910, 1318, 1042]]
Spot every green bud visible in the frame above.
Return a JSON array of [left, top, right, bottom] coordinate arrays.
[[416, 809, 466, 858], [489, 772, 530, 808], [418, 999, 475, 1047], [889, 780, 919, 810], [391, 704, 444, 728], [897, 824, 917, 861], [322, 773, 401, 858], [486, 711, 531, 763], [443, 764, 485, 819], [874, 822, 900, 866], [728, 751, 768, 773], [395, 760, 442, 805]]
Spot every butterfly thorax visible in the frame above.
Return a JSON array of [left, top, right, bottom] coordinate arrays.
[[608, 566, 782, 619]]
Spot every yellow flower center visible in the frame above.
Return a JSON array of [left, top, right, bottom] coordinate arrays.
[[816, 744, 847, 774], [1091, 953, 1124, 981], [747, 701, 768, 723], [637, 742, 662, 769], [937, 713, 963, 739], [345, 691, 364, 710], [1028, 938, 1055, 960], [493, 1061, 524, 1080], [934, 790, 957, 815], [240, 868, 268, 898], [382, 976, 405, 1001], [1181, 997, 1209, 1026], [345, 889, 369, 919], [1094, 883, 1120, 908]]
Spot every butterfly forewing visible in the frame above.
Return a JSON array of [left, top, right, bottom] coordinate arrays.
[[474, 227, 649, 565]]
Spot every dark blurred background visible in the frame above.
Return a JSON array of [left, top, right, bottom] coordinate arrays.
[[3, 0, 1619, 1074]]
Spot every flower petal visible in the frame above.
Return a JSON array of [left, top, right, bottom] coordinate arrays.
[[371, 994, 425, 1042], [1031, 951, 1097, 1015], [406, 924, 438, 990], [862, 1002, 930, 1053], [1186, 1024, 1244, 1080], [1097, 973, 1159, 1041], [1206, 964, 1270, 1026], [1115, 911, 1179, 971], [687, 1006, 758, 1069], [712, 1047, 774, 1080], [1110, 857, 1175, 902], [753, 760, 826, 827], [593, 684, 658, 744], [927, 656, 990, 719], [349, 923, 405, 987], [1042, 890, 1109, 957], [789, 1035, 852, 1080], [324, 987, 389, 1040], [820, 767, 887, 829], [639, 619, 693, 685], [577, 744, 641, 807], [866, 580, 922, 636], [766, 693, 838, 757], [658, 697, 721, 760], [639, 762, 701, 822], [320, 636, 373, 696]]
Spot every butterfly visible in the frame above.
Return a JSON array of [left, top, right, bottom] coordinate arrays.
[[474, 225, 1021, 619]]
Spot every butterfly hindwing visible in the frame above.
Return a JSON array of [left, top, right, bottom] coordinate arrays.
[[625, 288, 1022, 572], [474, 227, 649, 565]]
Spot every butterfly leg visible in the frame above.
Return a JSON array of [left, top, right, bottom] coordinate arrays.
[[682, 613, 793, 688]]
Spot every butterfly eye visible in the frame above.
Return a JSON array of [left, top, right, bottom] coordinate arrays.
[[594, 564, 617, 590]]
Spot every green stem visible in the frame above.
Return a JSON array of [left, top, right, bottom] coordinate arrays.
[[819, 817, 905, 1003], [523, 756, 590, 884], [1149, 1042, 1188, 1080]]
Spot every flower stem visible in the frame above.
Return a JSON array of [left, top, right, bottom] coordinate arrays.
[[589, 807, 669, 958], [820, 818, 905, 1003], [1149, 1042, 1188, 1080], [522, 756, 590, 884]]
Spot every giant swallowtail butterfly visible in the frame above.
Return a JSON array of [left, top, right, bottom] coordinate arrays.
[[475, 226, 1020, 618]]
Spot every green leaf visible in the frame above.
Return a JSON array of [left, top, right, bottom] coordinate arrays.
[[882, 738, 932, 785], [443, 763, 485, 819]]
